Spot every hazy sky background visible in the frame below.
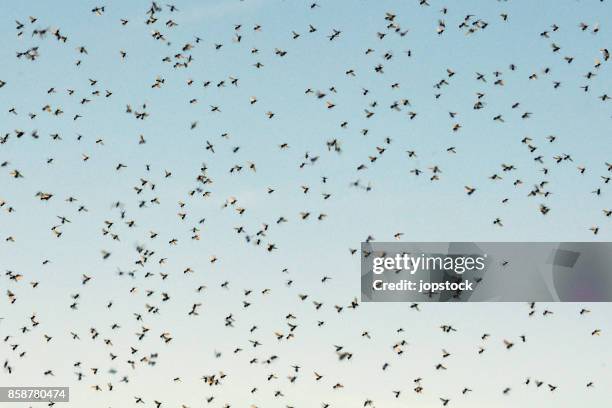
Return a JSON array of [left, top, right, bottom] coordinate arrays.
[[0, 0, 611, 407]]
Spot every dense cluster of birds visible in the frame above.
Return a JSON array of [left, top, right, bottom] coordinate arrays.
[[1, 1, 611, 407]]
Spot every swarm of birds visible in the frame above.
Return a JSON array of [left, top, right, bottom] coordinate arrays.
[[1, 1, 611, 407]]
